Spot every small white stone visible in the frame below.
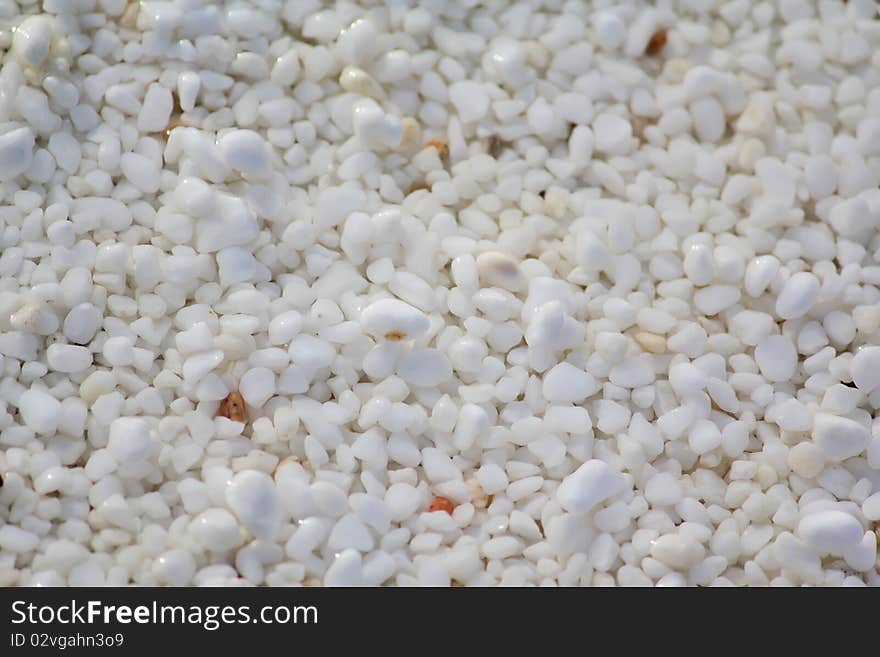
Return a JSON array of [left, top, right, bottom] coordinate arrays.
[[177, 71, 200, 112], [239, 367, 276, 407], [487, 38, 529, 87], [360, 298, 429, 342], [788, 442, 825, 479], [396, 349, 452, 386], [542, 363, 599, 403], [120, 152, 160, 193], [47, 132, 81, 174], [385, 482, 421, 521], [843, 531, 877, 572], [690, 96, 725, 142], [0, 126, 35, 181], [12, 15, 54, 67], [107, 417, 152, 463], [182, 349, 225, 383], [339, 66, 383, 97], [683, 243, 714, 286], [650, 533, 706, 570], [693, 285, 741, 316], [174, 177, 215, 217], [861, 493, 880, 521], [812, 412, 869, 462], [688, 419, 722, 454], [594, 12, 626, 50], [851, 346, 880, 394], [175, 322, 214, 355], [138, 83, 174, 133], [352, 98, 403, 148], [337, 18, 378, 65], [754, 335, 797, 382], [153, 549, 197, 586], [18, 388, 62, 435], [829, 197, 877, 241], [421, 447, 462, 483], [217, 246, 257, 286], [225, 470, 281, 540], [46, 343, 93, 373], [744, 255, 780, 297], [644, 472, 684, 506], [668, 362, 708, 399], [63, 303, 102, 344], [730, 310, 775, 346], [268, 310, 304, 345], [0, 525, 40, 552], [217, 129, 272, 179], [773, 532, 822, 583], [448, 80, 489, 123], [798, 510, 863, 554], [102, 336, 134, 366], [476, 251, 525, 291], [324, 549, 363, 586], [328, 514, 374, 552], [609, 356, 655, 388], [190, 508, 242, 551], [804, 155, 837, 199], [556, 459, 627, 514], [775, 272, 820, 320], [593, 112, 632, 154]]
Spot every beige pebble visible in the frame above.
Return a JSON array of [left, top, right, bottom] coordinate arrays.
[[399, 117, 421, 152], [466, 478, 489, 509], [476, 251, 526, 292], [635, 332, 667, 354], [119, 1, 139, 29], [737, 137, 766, 171], [339, 66, 383, 98], [543, 188, 569, 219], [79, 371, 116, 404], [756, 463, 778, 489], [663, 58, 690, 84], [788, 442, 825, 479], [710, 21, 731, 47]]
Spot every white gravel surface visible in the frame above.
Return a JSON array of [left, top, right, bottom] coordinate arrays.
[[1, 0, 880, 587]]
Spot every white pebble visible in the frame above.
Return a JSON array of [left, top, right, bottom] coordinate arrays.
[[225, 470, 281, 540], [396, 349, 452, 387], [754, 335, 797, 382], [360, 298, 429, 342], [449, 81, 489, 123], [46, 343, 92, 373], [812, 413, 869, 462], [798, 511, 863, 554], [850, 346, 880, 394], [476, 252, 525, 291], [138, 83, 173, 133], [107, 417, 152, 464], [217, 129, 272, 180], [18, 388, 61, 435], [556, 459, 627, 514], [775, 272, 820, 320], [12, 15, 54, 67], [543, 363, 599, 402], [0, 127, 35, 181]]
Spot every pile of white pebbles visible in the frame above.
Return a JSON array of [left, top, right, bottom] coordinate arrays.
[[1, 0, 880, 587]]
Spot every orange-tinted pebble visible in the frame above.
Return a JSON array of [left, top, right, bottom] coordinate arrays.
[[645, 29, 667, 56], [218, 391, 247, 422], [424, 137, 449, 160], [429, 496, 455, 514]]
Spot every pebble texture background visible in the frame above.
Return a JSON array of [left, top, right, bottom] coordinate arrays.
[[0, 0, 880, 586]]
